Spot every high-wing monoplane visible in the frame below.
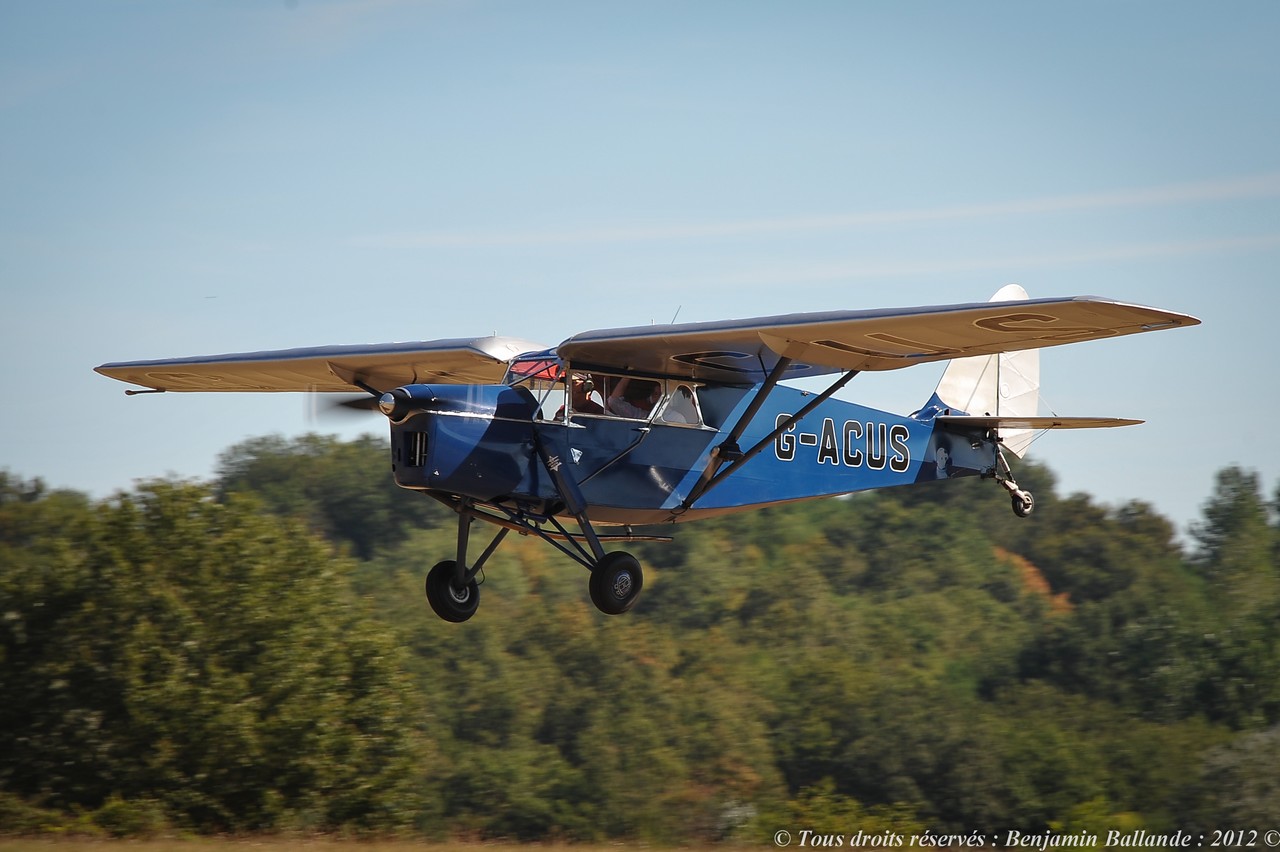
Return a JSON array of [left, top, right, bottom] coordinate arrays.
[[96, 285, 1199, 621]]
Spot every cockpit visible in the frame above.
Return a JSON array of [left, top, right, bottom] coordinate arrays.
[[504, 354, 706, 428]]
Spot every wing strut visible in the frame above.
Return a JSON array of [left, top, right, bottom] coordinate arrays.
[[680, 364, 859, 510], [719, 357, 795, 461], [678, 356, 793, 508]]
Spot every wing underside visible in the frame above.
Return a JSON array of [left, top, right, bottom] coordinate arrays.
[[557, 295, 1199, 383], [95, 295, 1199, 394], [95, 336, 545, 393]]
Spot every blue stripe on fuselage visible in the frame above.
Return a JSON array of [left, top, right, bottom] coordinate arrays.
[[668, 384, 929, 512]]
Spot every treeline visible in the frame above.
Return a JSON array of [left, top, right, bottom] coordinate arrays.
[[2, 433, 1279, 841]]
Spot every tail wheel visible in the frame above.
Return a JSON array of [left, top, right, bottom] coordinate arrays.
[[589, 551, 644, 615], [425, 560, 480, 623]]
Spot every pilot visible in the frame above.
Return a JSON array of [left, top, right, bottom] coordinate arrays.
[[607, 377, 660, 419], [556, 374, 604, 418]]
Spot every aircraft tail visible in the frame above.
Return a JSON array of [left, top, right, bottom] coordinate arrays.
[[932, 283, 1040, 457]]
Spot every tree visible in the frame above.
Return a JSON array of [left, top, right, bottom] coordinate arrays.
[[0, 479, 428, 832], [1192, 467, 1276, 603], [1186, 724, 1280, 827], [215, 433, 448, 559]]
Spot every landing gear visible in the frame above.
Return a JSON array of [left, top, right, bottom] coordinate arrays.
[[425, 560, 480, 622], [420, 494, 659, 622], [993, 443, 1035, 518], [589, 551, 644, 615]]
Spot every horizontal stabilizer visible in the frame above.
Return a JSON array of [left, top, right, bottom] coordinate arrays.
[[936, 415, 1142, 430]]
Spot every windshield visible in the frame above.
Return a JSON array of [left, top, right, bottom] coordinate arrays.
[[504, 356, 566, 420], [505, 357, 563, 384]]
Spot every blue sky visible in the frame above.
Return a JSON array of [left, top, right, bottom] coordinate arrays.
[[2, 1, 1277, 542]]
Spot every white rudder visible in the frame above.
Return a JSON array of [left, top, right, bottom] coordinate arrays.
[[932, 284, 1040, 457]]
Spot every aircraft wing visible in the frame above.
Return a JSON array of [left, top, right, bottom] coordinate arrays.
[[95, 336, 545, 393], [557, 296, 1199, 384], [935, 415, 1142, 430]]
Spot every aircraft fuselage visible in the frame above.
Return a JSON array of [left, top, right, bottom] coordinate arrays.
[[387, 382, 999, 526]]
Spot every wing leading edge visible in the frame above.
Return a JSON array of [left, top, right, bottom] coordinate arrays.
[[95, 295, 1199, 393], [95, 336, 545, 393], [557, 295, 1199, 383]]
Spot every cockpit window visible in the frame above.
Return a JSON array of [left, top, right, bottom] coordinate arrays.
[[588, 374, 706, 427], [505, 356, 566, 420], [601, 377, 661, 420], [562, 373, 606, 418], [505, 359, 706, 427]]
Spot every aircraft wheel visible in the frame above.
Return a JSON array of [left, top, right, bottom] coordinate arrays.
[[1011, 490, 1035, 518], [425, 560, 480, 623], [589, 551, 644, 615]]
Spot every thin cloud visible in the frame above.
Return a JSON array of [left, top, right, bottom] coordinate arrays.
[[636, 233, 1280, 291], [352, 173, 1280, 249]]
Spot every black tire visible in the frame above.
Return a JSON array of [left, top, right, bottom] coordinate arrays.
[[589, 551, 643, 615], [425, 560, 480, 623], [1012, 490, 1035, 518]]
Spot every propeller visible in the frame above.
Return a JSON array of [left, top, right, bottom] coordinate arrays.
[[331, 394, 383, 413], [304, 387, 437, 424], [305, 392, 383, 422]]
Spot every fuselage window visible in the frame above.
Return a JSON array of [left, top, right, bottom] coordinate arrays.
[[658, 383, 700, 426], [582, 374, 704, 426], [601, 376, 663, 420], [512, 361, 705, 427]]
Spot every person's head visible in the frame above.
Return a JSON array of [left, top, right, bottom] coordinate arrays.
[[624, 379, 659, 408], [570, 374, 595, 403]]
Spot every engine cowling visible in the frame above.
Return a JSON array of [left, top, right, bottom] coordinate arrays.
[[383, 384, 541, 501]]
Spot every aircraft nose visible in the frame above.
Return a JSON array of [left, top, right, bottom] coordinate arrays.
[[379, 389, 416, 422]]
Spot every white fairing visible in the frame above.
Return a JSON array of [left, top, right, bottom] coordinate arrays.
[[934, 284, 1040, 456]]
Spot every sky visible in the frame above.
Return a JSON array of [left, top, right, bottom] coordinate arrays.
[[2, 0, 1278, 544]]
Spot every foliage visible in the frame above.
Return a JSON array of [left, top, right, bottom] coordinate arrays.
[[214, 434, 449, 559], [2, 444, 1279, 840], [0, 477, 426, 833]]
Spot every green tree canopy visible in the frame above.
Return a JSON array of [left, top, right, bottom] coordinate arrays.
[[3, 445, 1278, 840], [0, 479, 428, 832]]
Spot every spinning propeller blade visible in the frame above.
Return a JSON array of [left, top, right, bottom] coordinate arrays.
[[305, 392, 382, 422]]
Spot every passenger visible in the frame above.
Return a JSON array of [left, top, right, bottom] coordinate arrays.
[[607, 377, 660, 419], [660, 385, 696, 424]]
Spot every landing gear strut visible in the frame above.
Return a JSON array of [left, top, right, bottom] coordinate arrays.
[[993, 444, 1035, 518], [422, 509, 508, 623], [422, 496, 651, 622]]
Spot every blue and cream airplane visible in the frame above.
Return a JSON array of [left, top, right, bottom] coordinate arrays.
[[96, 285, 1198, 621]]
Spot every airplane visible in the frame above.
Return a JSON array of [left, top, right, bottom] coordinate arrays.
[[96, 285, 1199, 622]]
